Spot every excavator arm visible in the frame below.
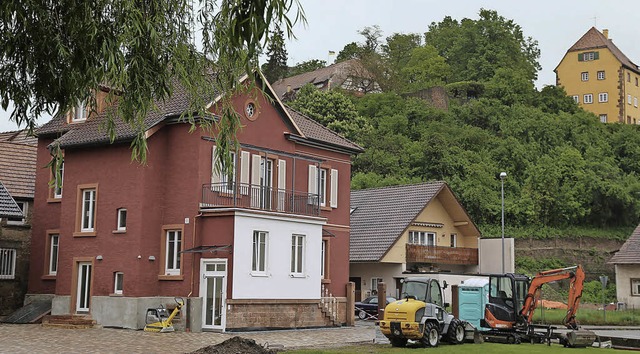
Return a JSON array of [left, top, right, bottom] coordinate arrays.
[[519, 265, 585, 329]]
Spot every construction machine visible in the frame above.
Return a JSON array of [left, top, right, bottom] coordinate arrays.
[[481, 265, 596, 347], [144, 297, 184, 333], [379, 277, 466, 348]]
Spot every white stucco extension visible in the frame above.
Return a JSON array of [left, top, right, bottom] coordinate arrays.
[[232, 211, 325, 299]]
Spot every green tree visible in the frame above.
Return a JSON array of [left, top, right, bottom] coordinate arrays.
[[261, 25, 288, 83], [287, 59, 326, 77], [1, 0, 305, 164], [399, 45, 450, 92]]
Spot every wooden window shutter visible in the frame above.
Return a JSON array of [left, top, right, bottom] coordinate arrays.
[[308, 165, 317, 194], [594, 51, 599, 60], [240, 151, 250, 195], [578, 53, 584, 62], [330, 169, 338, 208], [251, 154, 262, 207], [211, 145, 221, 184], [277, 159, 286, 211]]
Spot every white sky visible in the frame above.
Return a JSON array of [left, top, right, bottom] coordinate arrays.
[[1, 0, 639, 132]]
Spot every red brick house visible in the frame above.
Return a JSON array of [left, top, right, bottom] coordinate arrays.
[[27, 75, 362, 331]]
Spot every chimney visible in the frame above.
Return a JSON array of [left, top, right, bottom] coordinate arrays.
[[603, 29, 609, 39]]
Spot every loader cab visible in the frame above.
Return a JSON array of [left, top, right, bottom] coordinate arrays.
[[485, 274, 529, 325], [400, 277, 446, 308]]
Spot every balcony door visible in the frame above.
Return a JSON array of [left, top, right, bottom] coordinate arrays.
[[260, 157, 273, 209]]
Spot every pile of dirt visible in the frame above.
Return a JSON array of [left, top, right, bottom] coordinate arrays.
[[188, 336, 280, 354]]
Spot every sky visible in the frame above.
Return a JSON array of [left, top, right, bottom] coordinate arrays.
[[1, 0, 639, 133]]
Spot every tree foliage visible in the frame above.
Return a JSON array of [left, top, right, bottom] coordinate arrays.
[[287, 59, 326, 77], [261, 25, 288, 83], [1, 0, 305, 165]]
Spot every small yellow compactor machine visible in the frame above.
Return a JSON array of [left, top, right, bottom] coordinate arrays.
[[144, 297, 184, 333]]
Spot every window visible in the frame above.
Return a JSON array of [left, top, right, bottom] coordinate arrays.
[[450, 234, 457, 248], [636, 77, 639, 86], [597, 71, 605, 80], [371, 277, 383, 292], [321, 240, 327, 279], [579, 51, 598, 61], [49, 234, 59, 275], [252, 231, 268, 273], [221, 152, 236, 191], [635, 97, 638, 108], [290, 234, 305, 275], [581, 72, 589, 81], [165, 230, 182, 275], [408, 231, 436, 246], [598, 93, 608, 103], [114, 272, 124, 295], [53, 160, 64, 198], [583, 94, 593, 104], [0, 248, 16, 279], [599, 114, 608, 123], [628, 73, 631, 82], [629, 94, 633, 105], [81, 189, 96, 232], [319, 169, 327, 207], [572, 95, 579, 103], [72, 101, 88, 122], [7, 201, 27, 226], [632, 279, 640, 296], [116, 208, 127, 231]]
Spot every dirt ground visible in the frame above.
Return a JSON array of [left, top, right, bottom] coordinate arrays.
[[188, 336, 280, 354]]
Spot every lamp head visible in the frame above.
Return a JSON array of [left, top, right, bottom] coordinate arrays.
[[499, 172, 507, 179]]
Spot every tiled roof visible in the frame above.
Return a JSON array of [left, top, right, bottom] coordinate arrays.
[[0, 130, 38, 146], [609, 224, 640, 264], [285, 107, 363, 153], [0, 181, 23, 218], [0, 142, 37, 199], [566, 27, 639, 73], [350, 182, 446, 262], [271, 59, 365, 99]]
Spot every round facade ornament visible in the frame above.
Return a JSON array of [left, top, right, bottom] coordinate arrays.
[[244, 100, 259, 121]]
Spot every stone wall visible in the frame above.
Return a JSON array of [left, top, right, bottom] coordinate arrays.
[[0, 217, 32, 316], [225, 298, 347, 331]]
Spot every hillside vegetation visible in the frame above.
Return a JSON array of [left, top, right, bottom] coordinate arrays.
[[273, 10, 640, 240]]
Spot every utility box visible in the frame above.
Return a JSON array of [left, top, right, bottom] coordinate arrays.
[[458, 277, 489, 330]]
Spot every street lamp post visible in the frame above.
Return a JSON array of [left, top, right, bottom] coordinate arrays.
[[500, 172, 507, 273]]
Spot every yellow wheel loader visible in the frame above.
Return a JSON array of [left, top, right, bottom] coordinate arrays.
[[144, 297, 184, 333]]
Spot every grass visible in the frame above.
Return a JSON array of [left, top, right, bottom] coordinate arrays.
[[286, 342, 624, 353], [533, 308, 640, 326]]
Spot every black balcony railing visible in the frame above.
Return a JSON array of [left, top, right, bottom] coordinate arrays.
[[201, 183, 321, 216]]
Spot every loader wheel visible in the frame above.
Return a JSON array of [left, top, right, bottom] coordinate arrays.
[[422, 322, 440, 348], [447, 319, 465, 344], [389, 337, 408, 347]]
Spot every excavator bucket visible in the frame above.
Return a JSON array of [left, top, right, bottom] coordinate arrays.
[[561, 329, 597, 348]]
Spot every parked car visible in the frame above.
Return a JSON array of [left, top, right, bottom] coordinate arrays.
[[355, 296, 396, 320]]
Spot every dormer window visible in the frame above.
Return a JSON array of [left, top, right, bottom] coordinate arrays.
[[71, 101, 88, 122]]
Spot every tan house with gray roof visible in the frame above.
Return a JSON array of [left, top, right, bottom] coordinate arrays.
[[609, 224, 640, 309], [349, 182, 481, 301]]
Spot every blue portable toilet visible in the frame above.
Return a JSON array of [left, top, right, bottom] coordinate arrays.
[[458, 277, 489, 330]]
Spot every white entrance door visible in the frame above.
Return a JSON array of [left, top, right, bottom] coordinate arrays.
[[76, 262, 92, 313], [200, 259, 227, 331]]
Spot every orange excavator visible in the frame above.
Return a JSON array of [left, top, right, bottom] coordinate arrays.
[[481, 265, 596, 347]]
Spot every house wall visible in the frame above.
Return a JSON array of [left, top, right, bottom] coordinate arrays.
[[478, 237, 514, 274], [614, 264, 640, 309], [0, 202, 32, 315], [350, 262, 404, 299]]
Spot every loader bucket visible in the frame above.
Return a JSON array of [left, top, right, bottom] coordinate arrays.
[[563, 329, 597, 348]]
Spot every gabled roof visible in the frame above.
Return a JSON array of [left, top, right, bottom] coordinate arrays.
[[36, 73, 361, 155], [557, 27, 640, 74], [0, 130, 37, 146], [0, 181, 23, 218], [271, 59, 370, 99], [350, 182, 479, 262], [609, 224, 640, 264], [0, 141, 37, 199]]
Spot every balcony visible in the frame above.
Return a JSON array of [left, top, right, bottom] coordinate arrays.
[[201, 183, 321, 217], [406, 244, 478, 266]]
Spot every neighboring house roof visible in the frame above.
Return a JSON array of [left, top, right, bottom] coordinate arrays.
[[350, 182, 479, 262], [0, 181, 23, 218], [0, 130, 38, 146], [609, 224, 640, 264], [271, 59, 377, 100], [556, 27, 640, 74], [36, 73, 361, 155], [0, 142, 37, 199]]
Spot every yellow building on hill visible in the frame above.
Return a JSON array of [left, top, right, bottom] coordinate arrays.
[[555, 27, 640, 124]]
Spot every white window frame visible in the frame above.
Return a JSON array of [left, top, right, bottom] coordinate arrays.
[[6, 201, 27, 226], [585, 52, 595, 61], [581, 72, 589, 81], [597, 71, 605, 80], [290, 234, 305, 275], [635, 97, 638, 108], [165, 230, 182, 275], [114, 272, 124, 295], [81, 189, 96, 232], [598, 93, 608, 103], [54, 160, 64, 198], [72, 101, 88, 122], [49, 234, 59, 275], [116, 208, 127, 231], [252, 231, 268, 274], [371, 277, 383, 293], [632, 279, 640, 296], [320, 240, 326, 279], [599, 114, 608, 123], [629, 94, 632, 105], [319, 168, 327, 207], [583, 94, 593, 104], [572, 95, 579, 103], [408, 231, 436, 246], [450, 233, 457, 248], [0, 248, 16, 279]]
